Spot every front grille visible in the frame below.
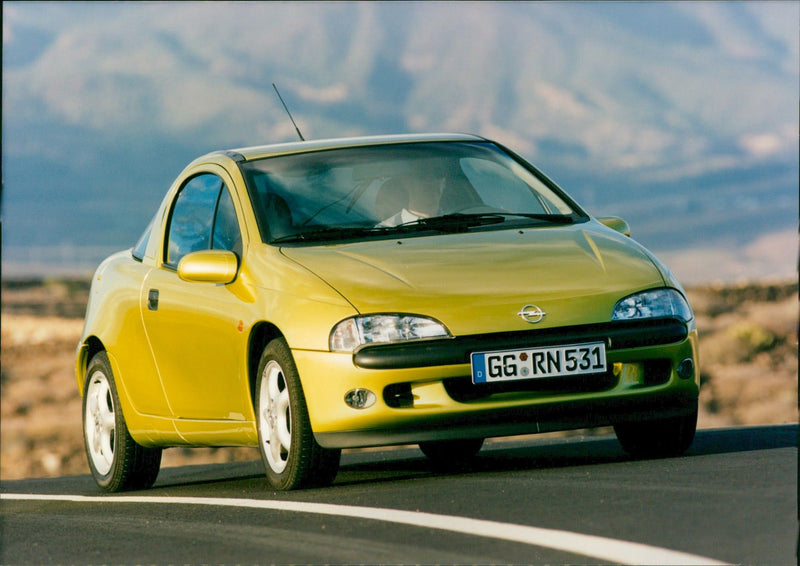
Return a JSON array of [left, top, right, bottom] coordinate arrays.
[[443, 370, 618, 403], [382, 359, 673, 408]]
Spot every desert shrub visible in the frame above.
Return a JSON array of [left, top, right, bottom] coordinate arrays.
[[729, 322, 779, 361]]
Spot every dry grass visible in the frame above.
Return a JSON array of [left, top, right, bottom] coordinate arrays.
[[1, 279, 796, 480], [1, 315, 87, 479]]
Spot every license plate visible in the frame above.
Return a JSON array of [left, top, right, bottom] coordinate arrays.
[[471, 342, 607, 384]]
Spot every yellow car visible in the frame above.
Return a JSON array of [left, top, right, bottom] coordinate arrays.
[[76, 133, 699, 492]]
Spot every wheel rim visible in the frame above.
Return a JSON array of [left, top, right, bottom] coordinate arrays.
[[84, 370, 116, 475], [259, 360, 291, 473]]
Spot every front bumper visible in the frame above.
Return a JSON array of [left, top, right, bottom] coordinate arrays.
[[315, 390, 698, 448], [294, 318, 699, 449]]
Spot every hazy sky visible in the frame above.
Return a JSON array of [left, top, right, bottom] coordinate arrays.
[[3, 1, 798, 282]]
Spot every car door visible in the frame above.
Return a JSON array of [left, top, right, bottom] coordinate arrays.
[[141, 171, 252, 421]]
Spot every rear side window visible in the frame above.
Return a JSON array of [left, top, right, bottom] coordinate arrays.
[[165, 174, 242, 267]]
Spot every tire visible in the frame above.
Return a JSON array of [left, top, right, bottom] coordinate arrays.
[[82, 352, 161, 492], [419, 438, 484, 468], [256, 338, 340, 490], [614, 408, 698, 458]]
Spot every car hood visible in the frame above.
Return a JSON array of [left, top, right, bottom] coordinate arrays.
[[280, 221, 666, 335]]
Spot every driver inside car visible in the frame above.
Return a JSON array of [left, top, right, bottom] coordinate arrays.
[[376, 174, 444, 227]]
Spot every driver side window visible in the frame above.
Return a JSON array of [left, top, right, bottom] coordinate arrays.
[[165, 174, 242, 267]]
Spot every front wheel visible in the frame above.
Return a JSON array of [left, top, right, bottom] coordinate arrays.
[[256, 338, 340, 490], [614, 408, 698, 458], [82, 352, 161, 492]]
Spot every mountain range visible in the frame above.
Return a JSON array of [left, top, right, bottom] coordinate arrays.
[[2, 2, 797, 283]]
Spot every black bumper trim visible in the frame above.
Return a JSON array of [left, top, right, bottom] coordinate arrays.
[[353, 318, 689, 370]]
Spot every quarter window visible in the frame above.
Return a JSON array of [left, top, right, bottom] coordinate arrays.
[[212, 188, 242, 255], [165, 174, 242, 267], [132, 212, 157, 261]]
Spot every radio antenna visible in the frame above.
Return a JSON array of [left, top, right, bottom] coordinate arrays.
[[272, 83, 305, 141]]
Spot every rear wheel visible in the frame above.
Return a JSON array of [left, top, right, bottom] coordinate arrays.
[[256, 338, 340, 490], [614, 408, 698, 458], [419, 438, 484, 468], [82, 352, 161, 492]]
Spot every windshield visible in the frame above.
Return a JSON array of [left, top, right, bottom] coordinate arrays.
[[239, 141, 586, 244]]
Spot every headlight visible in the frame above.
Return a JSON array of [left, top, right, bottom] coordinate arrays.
[[330, 314, 451, 352], [612, 288, 693, 322]]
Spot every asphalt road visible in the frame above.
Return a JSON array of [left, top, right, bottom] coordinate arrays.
[[2, 425, 797, 565]]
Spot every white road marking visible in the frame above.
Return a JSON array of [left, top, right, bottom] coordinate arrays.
[[2, 493, 727, 565]]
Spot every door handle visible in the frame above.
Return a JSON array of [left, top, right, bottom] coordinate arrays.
[[148, 289, 159, 311]]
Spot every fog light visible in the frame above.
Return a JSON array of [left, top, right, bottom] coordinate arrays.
[[676, 358, 694, 380], [344, 388, 376, 409]]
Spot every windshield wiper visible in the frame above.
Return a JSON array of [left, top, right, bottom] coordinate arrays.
[[394, 212, 574, 233], [487, 212, 574, 224], [270, 213, 574, 243], [270, 225, 393, 244]]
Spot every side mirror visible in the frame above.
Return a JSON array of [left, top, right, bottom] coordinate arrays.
[[177, 250, 239, 284], [598, 216, 631, 237]]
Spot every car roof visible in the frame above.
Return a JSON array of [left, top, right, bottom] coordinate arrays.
[[202, 133, 487, 164]]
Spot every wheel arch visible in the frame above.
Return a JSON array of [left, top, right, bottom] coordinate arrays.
[[247, 322, 284, 406], [76, 335, 106, 393]]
